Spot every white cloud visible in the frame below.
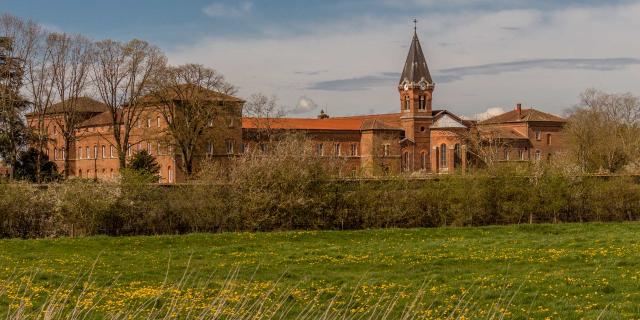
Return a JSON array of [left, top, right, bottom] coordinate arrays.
[[203, 2, 253, 17], [170, 2, 640, 118], [290, 96, 319, 115]]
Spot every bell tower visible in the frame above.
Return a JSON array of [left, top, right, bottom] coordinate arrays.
[[399, 20, 435, 171]]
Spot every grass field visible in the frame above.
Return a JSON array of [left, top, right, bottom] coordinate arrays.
[[2, 223, 640, 319]]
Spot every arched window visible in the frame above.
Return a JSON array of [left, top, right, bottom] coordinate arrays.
[[168, 166, 174, 183], [420, 151, 427, 170], [419, 96, 426, 110], [54, 148, 58, 160], [86, 147, 90, 159], [157, 116, 161, 127], [440, 144, 447, 168], [78, 147, 82, 159], [110, 145, 115, 158], [102, 145, 106, 158], [93, 146, 98, 159]]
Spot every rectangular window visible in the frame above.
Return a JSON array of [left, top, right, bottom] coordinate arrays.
[[86, 147, 90, 159], [334, 143, 341, 156], [157, 117, 161, 127], [110, 146, 115, 158], [147, 142, 152, 154], [535, 129, 542, 141], [146, 117, 151, 128], [157, 142, 162, 155], [535, 150, 541, 161], [225, 139, 234, 155], [383, 144, 390, 157], [317, 143, 324, 156], [94, 146, 98, 159], [519, 149, 525, 160], [78, 147, 82, 159], [404, 96, 410, 111], [62, 148, 65, 160], [546, 133, 551, 146], [102, 145, 106, 158], [54, 148, 58, 160], [350, 143, 358, 156], [504, 148, 510, 161]]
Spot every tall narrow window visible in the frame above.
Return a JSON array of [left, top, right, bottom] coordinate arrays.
[[146, 117, 151, 128], [404, 96, 410, 111], [350, 143, 358, 156], [168, 166, 174, 183], [546, 133, 551, 145], [93, 146, 98, 159], [54, 148, 58, 160], [420, 151, 426, 170], [86, 147, 90, 159], [334, 143, 341, 156], [157, 117, 161, 127], [317, 143, 324, 156], [208, 141, 214, 155], [226, 139, 234, 155], [62, 148, 65, 160], [535, 150, 541, 161], [419, 96, 426, 110], [504, 147, 510, 160], [519, 149, 525, 160], [102, 145, 106, 158], [78, 147, 82, 159], [383, 144, 390, 157], [110, 146, 115, 158], [157, 142, 162, 155], [128, 144, 132, 157], [147, 142, 152, 154], [535, 129, 542, 141], [440, 144, 447, 168]]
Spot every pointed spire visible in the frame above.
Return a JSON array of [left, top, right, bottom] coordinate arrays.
[[399, 22, 433, 86]]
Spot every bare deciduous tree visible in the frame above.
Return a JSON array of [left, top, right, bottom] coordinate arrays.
[[48, 33, 93, 178], [92, 39, 166, 169], [23, 22, 56, 182], [565, 88, 640, 173], [151, 63, 236, 176], [243, 93, 285, 142]]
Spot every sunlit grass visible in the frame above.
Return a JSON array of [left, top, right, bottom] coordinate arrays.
[[1, 223, 637, 318]]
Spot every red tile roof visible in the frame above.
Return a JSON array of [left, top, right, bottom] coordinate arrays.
[[242, 113, 405, 131], [480, 108, 566, 124]]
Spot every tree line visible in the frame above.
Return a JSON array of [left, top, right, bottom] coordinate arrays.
[[0, 13, 239, 182]]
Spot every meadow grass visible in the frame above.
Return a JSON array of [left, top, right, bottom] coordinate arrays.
[[1, 223, 639, 318]]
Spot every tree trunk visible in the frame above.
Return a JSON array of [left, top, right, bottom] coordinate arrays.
[[64, 139, 72, 179]]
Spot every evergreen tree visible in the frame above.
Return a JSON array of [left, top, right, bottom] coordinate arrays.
[[129, 149, 160, 177]]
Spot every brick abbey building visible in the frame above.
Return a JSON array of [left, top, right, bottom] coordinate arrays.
[[28, 29, 567, 182]]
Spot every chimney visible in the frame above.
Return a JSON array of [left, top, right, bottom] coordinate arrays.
[[516, 103, 522, 118]]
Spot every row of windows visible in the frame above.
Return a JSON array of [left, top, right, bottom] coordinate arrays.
[[76, 166, 175, 183], [534, 130, 553, 146], [315, 143, 359, 157], [73, 142, 174, 160], [502, 148, 548, 161], [207, 139, 236, 155], [402, 96, 428, 111]]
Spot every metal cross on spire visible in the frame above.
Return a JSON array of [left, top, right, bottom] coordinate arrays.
[[413, 18, 417, 33]]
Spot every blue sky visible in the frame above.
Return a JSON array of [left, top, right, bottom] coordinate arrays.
[[2, 0, 640, 118]]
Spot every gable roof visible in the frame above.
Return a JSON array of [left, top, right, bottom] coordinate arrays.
[[480, 108, 566, 124], [431, 110, 470, 128], [399, 31, 433, 85], [478, 127, 529, 140]]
